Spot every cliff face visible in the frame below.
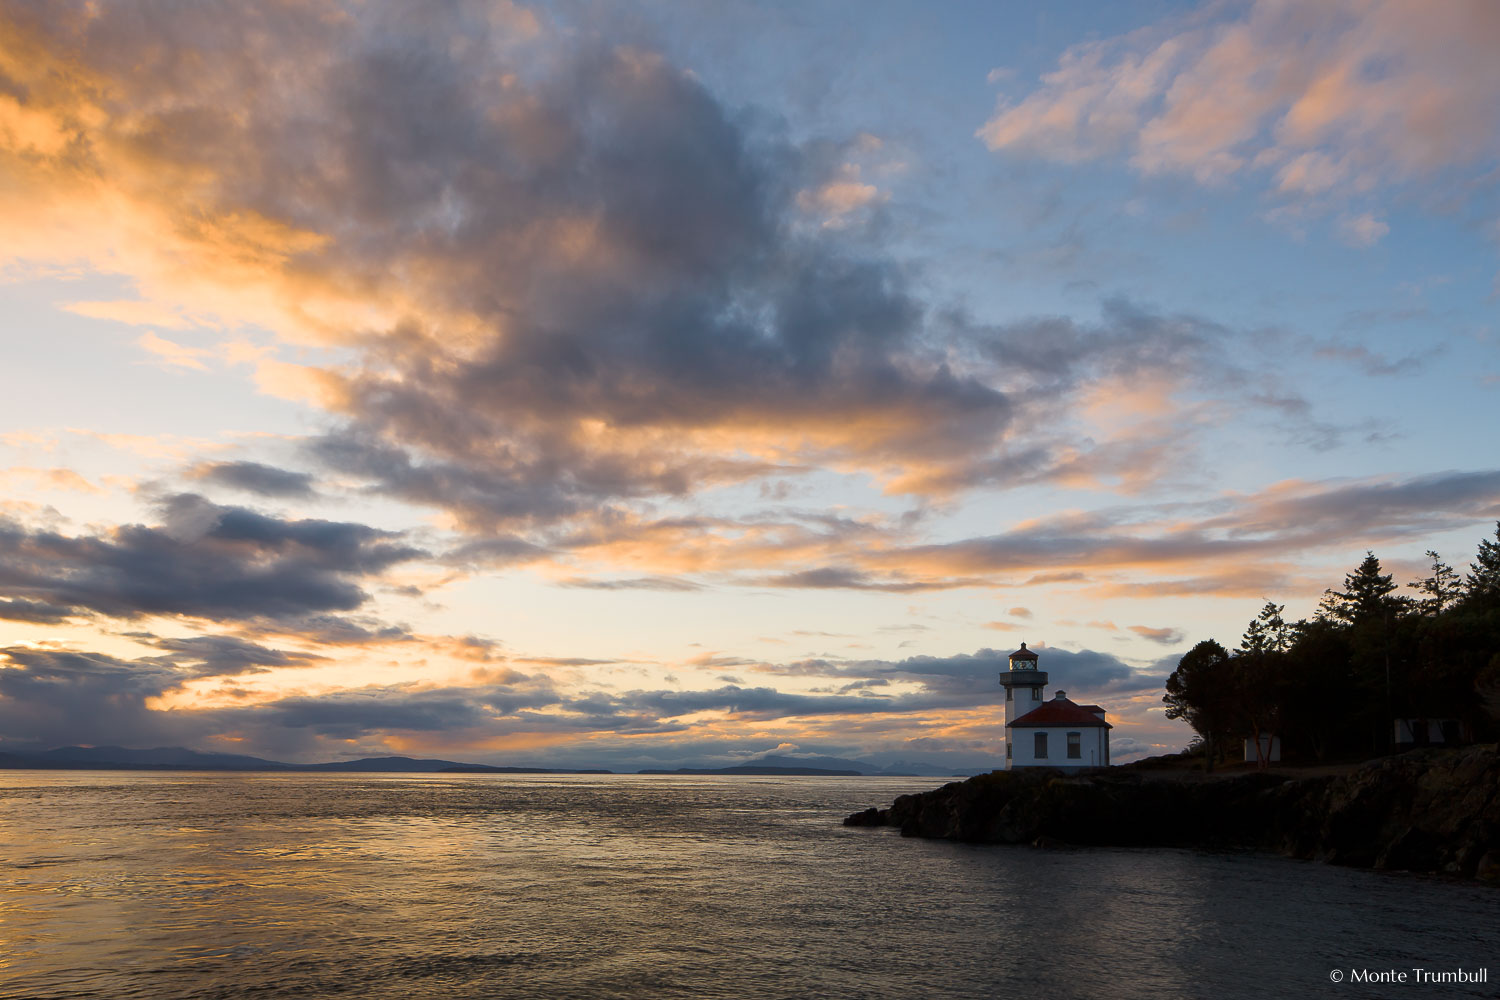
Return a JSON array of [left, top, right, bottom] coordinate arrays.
[[845, 745, 1500, 882]]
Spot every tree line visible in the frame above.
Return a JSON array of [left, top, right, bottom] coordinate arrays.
[[1164, 522, 1500, 766]]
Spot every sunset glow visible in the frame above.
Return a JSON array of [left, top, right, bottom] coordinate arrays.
[[2, 0, 1498, 770]]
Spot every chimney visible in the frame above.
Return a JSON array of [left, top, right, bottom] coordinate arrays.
[[1054, 690, 1067, 700]]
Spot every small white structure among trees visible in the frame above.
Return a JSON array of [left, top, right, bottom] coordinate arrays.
[[1393, 718, 1469, 749], [1243, 732, 1281, 763]]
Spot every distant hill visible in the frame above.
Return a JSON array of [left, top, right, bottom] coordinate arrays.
[[302, 755, 493, 772], [638, 765, 863, 776], [879, 759, 995, 778], [0, 746, 610, 774], [299, 756, 609, 774], [729, 754, 986, 777], [0, 744, 989, 776], [15, 745, 290, 769], [743, 754, 908, 775], [640, 755, 989, 777]]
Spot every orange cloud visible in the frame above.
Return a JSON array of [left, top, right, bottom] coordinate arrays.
[[796, 163, 886, 226], [0, 466, 103, 495], [980, 1, 1500, 199], [519, 469, 1500, 601], [135, 331, 212, 372]]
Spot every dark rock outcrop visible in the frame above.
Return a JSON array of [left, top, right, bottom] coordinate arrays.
[[844, 806, 886, 827], [844, 745, 1500, 882]]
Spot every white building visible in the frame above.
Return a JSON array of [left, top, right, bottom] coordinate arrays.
[[1393, 718, 1469, 749], [999, 643, 1112, 771], [1243, 732, 1282, 763]]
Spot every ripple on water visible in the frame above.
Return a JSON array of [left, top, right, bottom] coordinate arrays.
[[0, 773, 1496, 1000]]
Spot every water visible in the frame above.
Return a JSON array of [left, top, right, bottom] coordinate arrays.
[[0, 772, 1494, 1000]]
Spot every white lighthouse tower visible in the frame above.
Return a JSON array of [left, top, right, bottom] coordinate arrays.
[[999, 643, 1047, 758]]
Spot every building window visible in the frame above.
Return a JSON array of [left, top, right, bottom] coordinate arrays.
[[1067, 732, 1081, 759], [1031, 687, 1041, 700], [1006, 687, 1012, 702], [1006, 741, 1012, 759], [1034, 732, 1047, 759]]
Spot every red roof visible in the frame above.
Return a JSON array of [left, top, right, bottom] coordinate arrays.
[[1077, 705, 1104, 714], [1008, 697, 1112, 729], [1008, 643, 1039, 661]]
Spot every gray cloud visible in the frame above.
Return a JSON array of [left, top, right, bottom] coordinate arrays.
[[761, 646, 1162, 701], [1201, 469, 1500, 540], [7, 0, 1426, 579], [0, 646, 178, 699], [144, 635, 328, 677], [843, 469, 1500, 589], [0, 646, 201, 749], [0, 493, 422, 623], [8, 1, 1014, 531], [259, 614, 416, 646], [557, 576, 704, 592], [1012, 646, 1167, 694], [1313, 341, 1434, 377], [1127, 625, 1186, 646], [0, 638, 1157, 759], [761, 567, 962, 592], [1107, 736, 1160, 764], [442, 534, 553, 569], [967, 296, 1234, 387], [189, 461, 318, 499], [0, 597, 77, 624], [0, 633, 327, 754], [262, 694, 499, 738], [835, 678, 891, 694]]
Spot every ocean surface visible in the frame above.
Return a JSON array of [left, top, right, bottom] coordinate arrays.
[[0, 772, 1494, 1000]]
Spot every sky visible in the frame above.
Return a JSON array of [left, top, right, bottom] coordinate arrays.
[[1, 0, 1498, 770]]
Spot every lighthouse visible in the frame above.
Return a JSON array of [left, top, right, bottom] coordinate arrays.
[[998, 642, 1047, 735], [999, 642, 1112, 771]]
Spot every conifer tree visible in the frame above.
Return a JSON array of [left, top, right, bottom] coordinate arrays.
[[1465, 521, 1500, 606], [1409, 550, 1462, 616], [1236, 601, 1289, 767], [1239, 601, 1290, 653], [1328, 551, 1401, 623], [1313, 588, 1343, 623]]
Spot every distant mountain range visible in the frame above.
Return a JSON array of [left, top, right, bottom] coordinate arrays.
[[0, 745, 609, 773], [0, 745, 990, 776], [639, 765, 864, 776], [641, 754, 984, 777]]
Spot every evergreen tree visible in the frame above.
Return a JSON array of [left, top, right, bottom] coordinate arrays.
[[1281, 615, 1354, 761], [1409, 550, 1462, 616], [1313, 588, 1343, 623], [1236, 602, 1290, 766], [1329, 553, 1416, 751], [1240, 601, 1290, 653], [1465, 521, 1500, 607], [1327, 551, 1402, 623], [1161, 532, 1500, 765]]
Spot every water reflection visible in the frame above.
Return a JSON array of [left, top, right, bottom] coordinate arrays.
[[0, 772, 1494, 999]]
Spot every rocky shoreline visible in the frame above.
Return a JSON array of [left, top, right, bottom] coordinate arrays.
[[845, 744, 1500, 882]]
